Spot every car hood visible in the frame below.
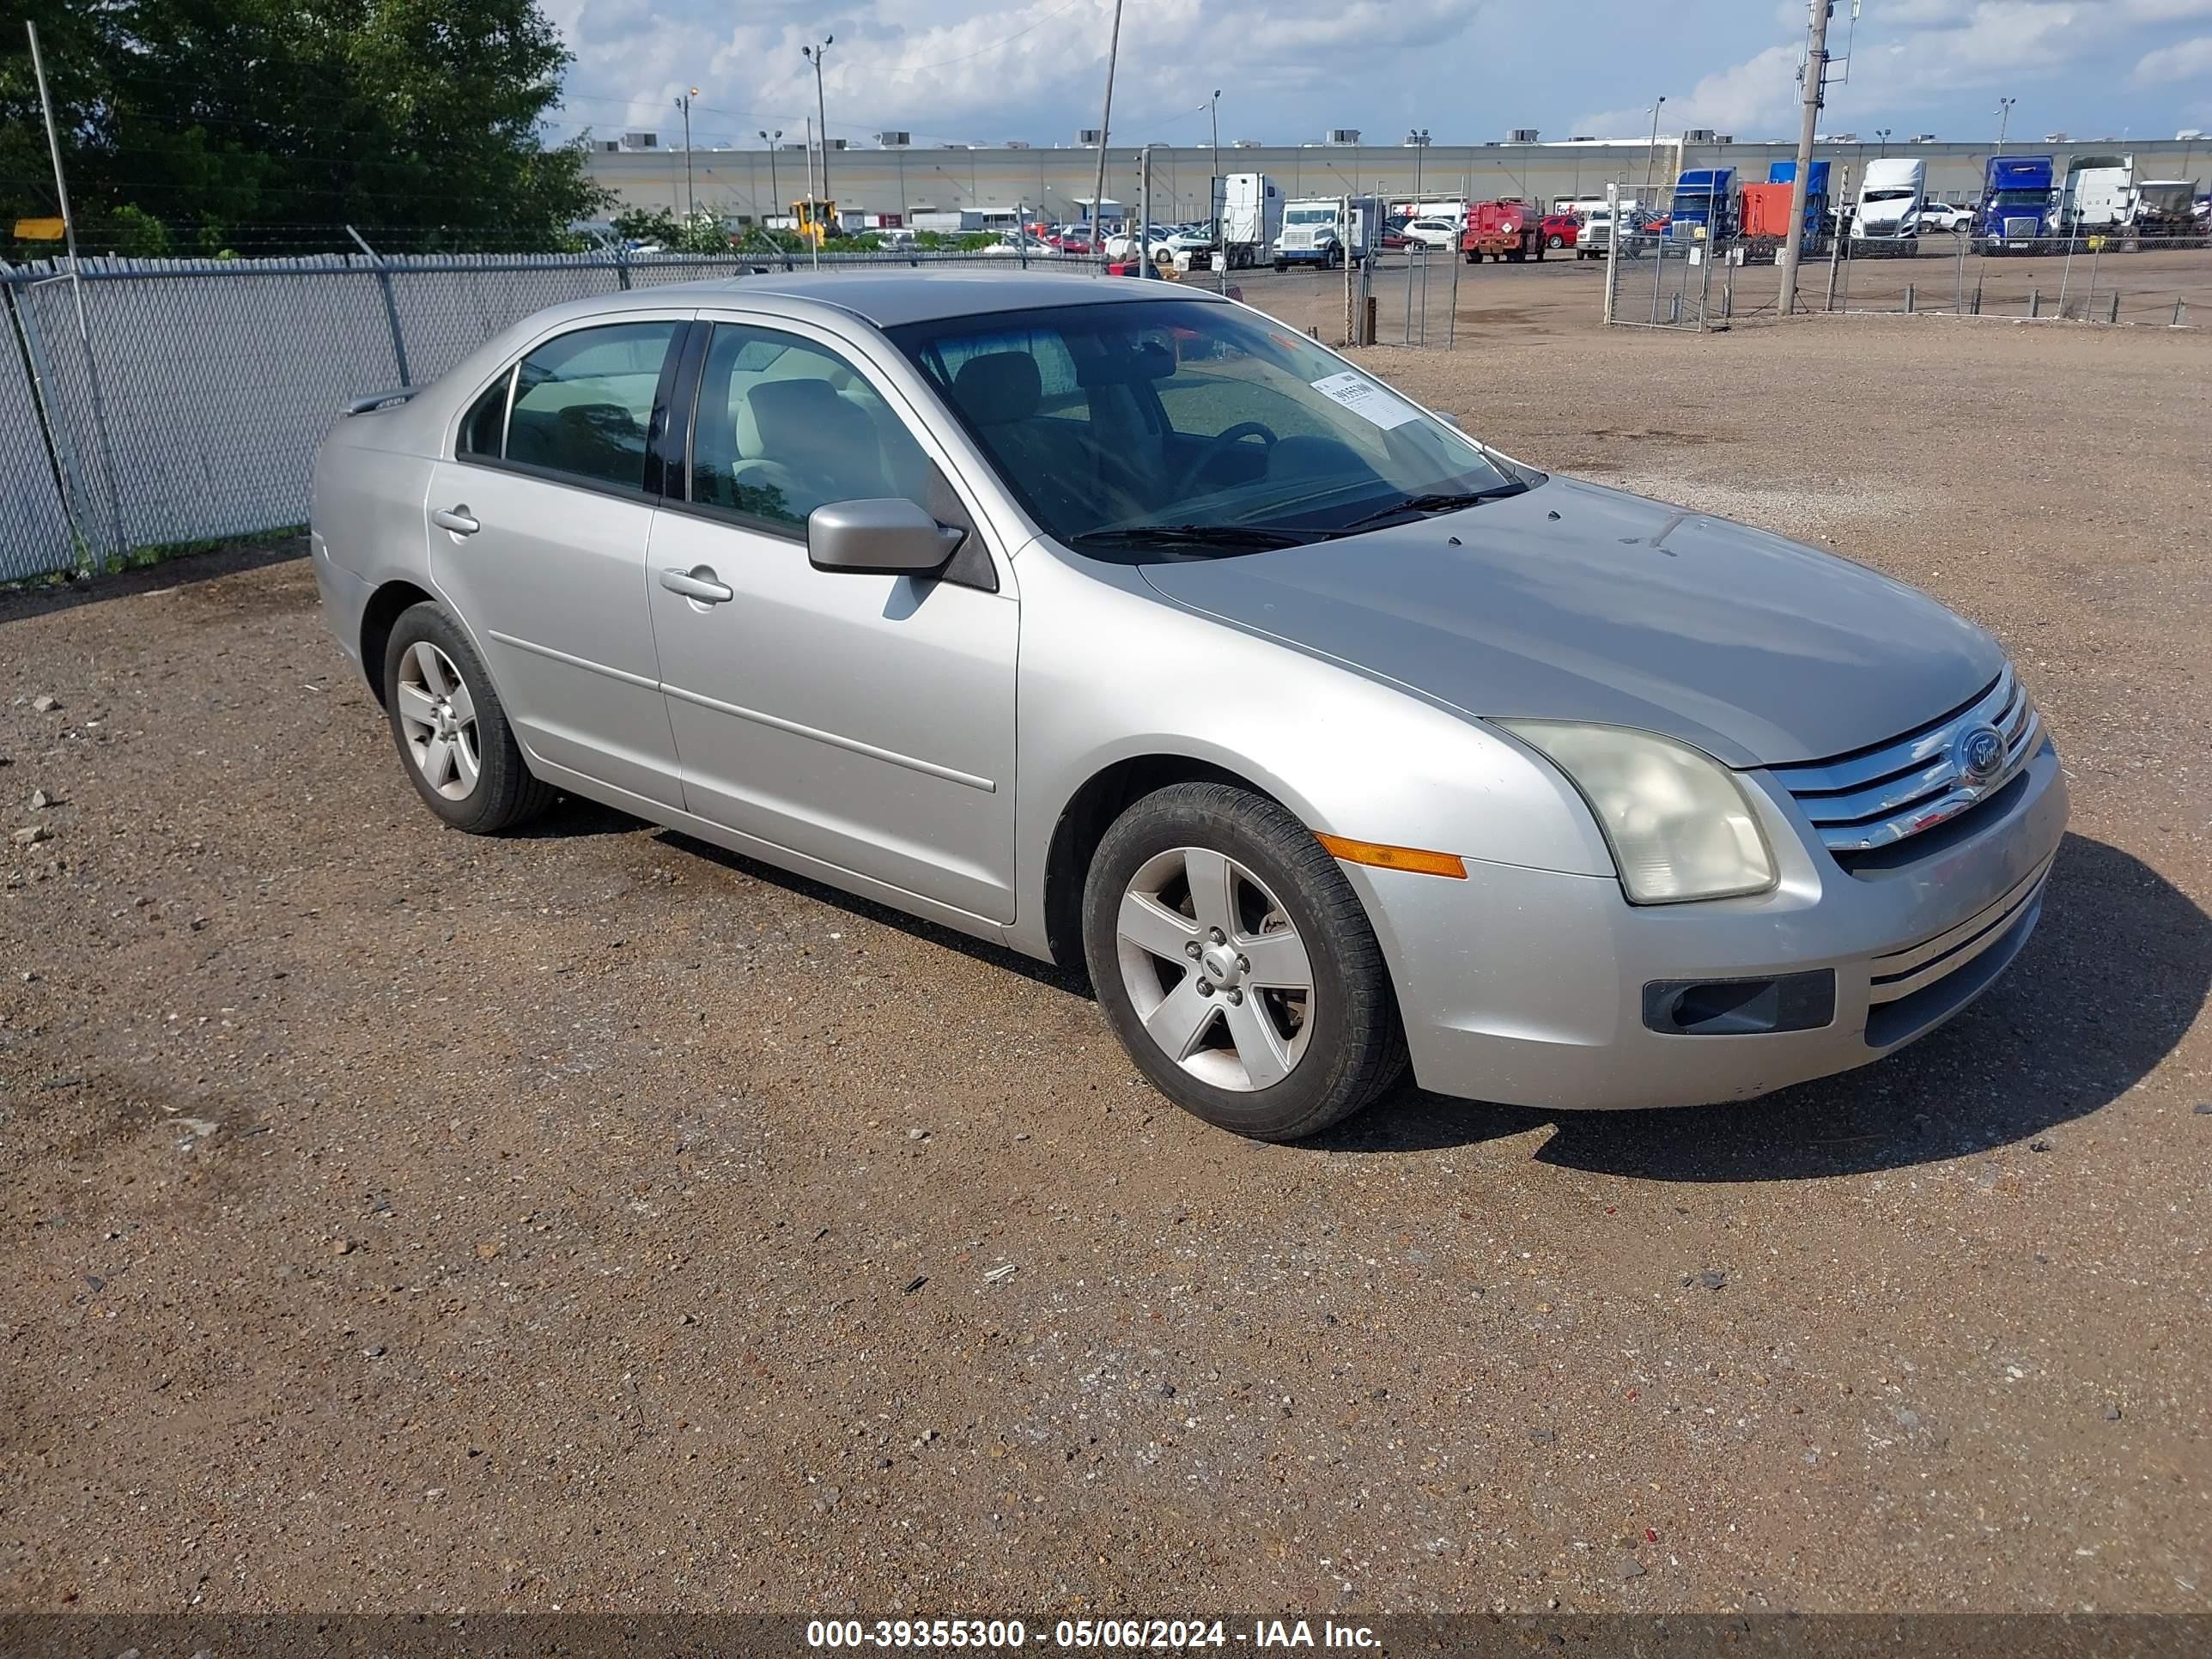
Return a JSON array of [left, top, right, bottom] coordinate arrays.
[[1134, 477, 2002, 768]]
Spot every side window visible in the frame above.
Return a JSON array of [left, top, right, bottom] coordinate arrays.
[[458, 369, 512, 458], [500, 321, 679, 491], [688, 323, 934, 532]]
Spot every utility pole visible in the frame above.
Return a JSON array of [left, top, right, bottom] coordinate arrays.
[[1408, 128, 1428, 206], [802, 37, 835, 202], [1994, 96, 2016, 159], [1089, 0, 1126, 264], [1644, 94, 1667, 190], [759, 130, 781, 232], [674, 88, 699, 220], [1777, 0, 1832, 318], [27, 20, 123, 572], [1875, 126, 1892, 157]]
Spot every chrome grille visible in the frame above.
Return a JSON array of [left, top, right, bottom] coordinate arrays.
[[1770, 665, 2042, 856]]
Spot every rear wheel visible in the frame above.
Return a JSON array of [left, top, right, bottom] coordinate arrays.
[[1547, 234, 1565, 248], [381, 601, 554, 835], [1082, 782, 1407, 1141]]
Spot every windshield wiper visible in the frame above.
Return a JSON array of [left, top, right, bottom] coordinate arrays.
[[1067, 523, 1316, 552], [1327, 482, 1530, 533]]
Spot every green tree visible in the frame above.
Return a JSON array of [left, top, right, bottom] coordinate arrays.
[[1, 0, 612, 259]]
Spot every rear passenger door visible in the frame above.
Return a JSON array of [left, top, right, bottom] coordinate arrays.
[[645, 314, 1019, 925], [429, 312, 690, 809]]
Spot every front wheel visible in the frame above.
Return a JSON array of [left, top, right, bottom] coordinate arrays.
[[1082, 782, 1407, 1141], [1547, 234, 1565, 249]]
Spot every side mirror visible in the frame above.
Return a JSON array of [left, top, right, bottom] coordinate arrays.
[[807, 498, 966, 574], [1436, 410, 1466, 431]]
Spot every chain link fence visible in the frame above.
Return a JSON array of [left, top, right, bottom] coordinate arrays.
[[1599, 183, 2209, 333], [0, 246, 1017, 583]]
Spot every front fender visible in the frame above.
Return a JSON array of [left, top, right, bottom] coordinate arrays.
[[1007, 550, 1614, 958]]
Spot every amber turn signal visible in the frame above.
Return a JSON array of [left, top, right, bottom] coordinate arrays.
[[1316, 834, 1468, 879]]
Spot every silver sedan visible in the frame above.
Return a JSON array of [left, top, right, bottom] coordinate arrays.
[[309, 271, 2065, 1139]]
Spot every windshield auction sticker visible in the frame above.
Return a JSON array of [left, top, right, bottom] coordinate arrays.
[[1309, 370, 1420, 429]]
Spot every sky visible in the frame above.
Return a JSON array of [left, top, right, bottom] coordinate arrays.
[[543, 0, 2212, 155]]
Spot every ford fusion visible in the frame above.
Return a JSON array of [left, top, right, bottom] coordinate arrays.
[[309, 271, 2064, 1140]]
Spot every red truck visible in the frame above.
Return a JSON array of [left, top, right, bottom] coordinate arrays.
[[1461, 199, 1545, 263]]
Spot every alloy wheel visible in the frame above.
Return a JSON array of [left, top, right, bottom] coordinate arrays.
[[394, 641, 481, 801], [1115, 846, 1315, 1091]]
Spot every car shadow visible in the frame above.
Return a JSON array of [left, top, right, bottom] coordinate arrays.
[[1316, 833, 2209, 1179], [650, 828, 1091, 997], [0, 535, 307, 627]]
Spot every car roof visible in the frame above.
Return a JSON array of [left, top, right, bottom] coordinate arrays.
[[652, 268, 1231, 329]]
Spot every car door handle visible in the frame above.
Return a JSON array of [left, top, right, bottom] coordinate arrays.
[[432, 506, 480, 536], [659, 565, 734, 605]]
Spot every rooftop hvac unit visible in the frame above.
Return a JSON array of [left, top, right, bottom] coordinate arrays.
[[1716, 134, 1734, 144], [1003, 139, 1031, 149], [1232, 138, 1264, 148], [824, 137, 848, 151], [1683, 128, 1717, 143], [594, 139, 621, 153], [1911, 133, 1936, 143], [1569, 134, 1597, 143], [779, 142, 807, 152], [620, 131, 659, 149], [2043, 131, 2069, 143], [878, 131, 911, 147], [1324, 128, 1361, 145], [1507, 128, 1540, 143], [1831, 131, 1857, 142], [1077, 127, 1104, 145]]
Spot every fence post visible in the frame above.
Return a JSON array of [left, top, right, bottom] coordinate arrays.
[[2176, 300, 2188, 328], [346, 227, 411, 389], [1601, 182, 1620, 326], [2027, 288, 2040, 319], [3, 268, 94, 568], [2108, 290, 2120, 325], [1445, 227, 1460, 347], [1905, 283, 1915, 313], [616, 243, 633, 290]]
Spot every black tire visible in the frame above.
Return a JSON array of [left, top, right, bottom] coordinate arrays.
[[1082, 782, 1407, 1141], [1547, 234, 1565, 249], [381, 600, 556, 835]]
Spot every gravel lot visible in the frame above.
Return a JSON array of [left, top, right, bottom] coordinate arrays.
[[3, 309, 2208, 1617]]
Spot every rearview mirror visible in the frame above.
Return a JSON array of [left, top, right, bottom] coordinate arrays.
[[807, 498, 966, 574]]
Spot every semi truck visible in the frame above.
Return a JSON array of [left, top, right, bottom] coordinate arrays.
[[2132, 178, 2202, 238], [2060, 154, 2133, 231], [1668, 167, 1736, 239], [1977, 155, 2055, 247], [1220, 173, 1284, 269], [1272, 195, 1382, 268], [1761, 159, 1830, 242], [1851, 157, 1925, 242]]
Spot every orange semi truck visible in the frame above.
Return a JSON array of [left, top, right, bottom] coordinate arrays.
[[1461, 199, 1544, 263]]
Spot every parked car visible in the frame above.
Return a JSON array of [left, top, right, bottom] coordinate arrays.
[[1919, 200, 1973, 232], [981, 232, 1054, 257], [1379, 216, 1411, 251], [1401, 216, 1459, 250], [312, 274, 2065, 1141], [1539, 213, 1581, 249]]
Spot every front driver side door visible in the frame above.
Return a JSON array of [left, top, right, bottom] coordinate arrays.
[[646, 316, 1019, 926]]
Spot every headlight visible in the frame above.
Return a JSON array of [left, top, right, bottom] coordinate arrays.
[[1498, 721, 1776, 903]]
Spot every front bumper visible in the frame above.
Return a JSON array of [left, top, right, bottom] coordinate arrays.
[[1350, 736, 2069, 1110]]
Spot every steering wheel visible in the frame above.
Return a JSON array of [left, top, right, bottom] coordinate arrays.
[[1173, 421, 1279, 494]]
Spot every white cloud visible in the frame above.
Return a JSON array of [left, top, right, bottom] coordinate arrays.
[[545, 0, 2212, 151], [2132, 31, 2212, 76]]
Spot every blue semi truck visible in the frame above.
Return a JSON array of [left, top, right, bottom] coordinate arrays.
[[1978, 155, 2056, 247], [1668, 167, 1736, 239], [1765, 159, 1831, 239]]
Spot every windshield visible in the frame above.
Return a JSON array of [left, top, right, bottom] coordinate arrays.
[[889, 297, 1526, 560], [1285, 207, 1336, 225], [1863, 189, 1917, 203], [1991, 189, 2046, 206]]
